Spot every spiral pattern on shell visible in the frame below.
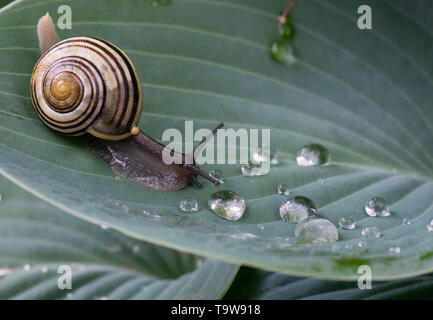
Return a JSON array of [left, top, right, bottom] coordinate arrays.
[[30, 37, 142, 140]]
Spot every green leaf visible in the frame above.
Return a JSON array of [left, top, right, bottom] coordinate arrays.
[[0, 175, 238, 299], [224, 267, 433, 300], [0, 0, 433, 280]]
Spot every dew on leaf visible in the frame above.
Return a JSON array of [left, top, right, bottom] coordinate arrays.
[[208, 190, 246, 221], [179, 198, 199, 213], [279, 196, 317, 223], [295, 218, 339, 244], [365, 197, 390, 217], [338, 216, 356, 230], [296, 144, 330, 166]]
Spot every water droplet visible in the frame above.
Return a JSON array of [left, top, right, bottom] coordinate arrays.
[[209, 170, 224, 183], [357, 240, 368, 249], [388, 246, 401, 256], [269, 38, 296, 64], [208, 190, 246, 221], [100, 224, 109, 230], [392, 168, 397, 173], [318, 179, 325, 185], [257, 224, 265, 231], [132, 245, 140, 253], [252, 147, 279, 164], [338, 216, 356, 230], [427, 219, 433, 232], [0, 193, 2, 202], [228, 233, 258, 240], [276, 184, 290, 195], [361, 226, 381, 239], [66, 293, 73, 299], [402, 218, 411, 225], [365, 197, 390, 217], [114, 176, 121, 181], [296, 144, 330, 166], [295, 218, 339, 244], [179, 198, 199, 213], [279, 196, 317, 223], [23, 264, 31, 271], [241, 161, 268, 177], [0, 268, 13, 276], [41, 266, 48, 273]]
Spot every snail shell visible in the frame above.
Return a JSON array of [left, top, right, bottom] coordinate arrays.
[[30, 37, 142, 140]]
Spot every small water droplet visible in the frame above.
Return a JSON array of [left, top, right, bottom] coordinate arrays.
[[208, 190, 246, 221], [41, 266, 48, 273], [388, 246, 401, 256], [296, 144, 330, 166], [23, 264, 31, 271], [114, 176, 121, 181], [295, 218, 338, 244], [252, 147, 279, 164], [361, 226, 381, 239], [241, 161, 268, 177], [132, 245, 140, 253], [338, 216, 356, 230], [318, 179, 325, 185], [402, 218, 411, 225], [100, 224, 109, 230], [276, 184, 290, 195], [179, 198, 199, 213], [269, 38, 296, 64], [357, 240, 368, 249], [365, 197, 390, 217], [209, 170, 224, 183], [427, 219, 433, 232], [258, 224, 265, 231], [279, 196, 317, 223]]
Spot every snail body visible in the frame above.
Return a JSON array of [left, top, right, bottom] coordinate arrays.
[[30, 14, 220, 191]]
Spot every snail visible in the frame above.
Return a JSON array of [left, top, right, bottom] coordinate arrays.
[[30, 13, 222, 191]]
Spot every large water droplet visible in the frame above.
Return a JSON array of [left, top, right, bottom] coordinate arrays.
[[252, 147, 279, 165], [241, 161, 268, 177], [179, 198, 199, 213], [296, 144, 330, 166], [269, 38, 296, 64], [361, 226, 381, 239], [365, 197, 390, 217], [277, 184, 290, 195], [208, 190, 246, 221], [295, 218, 339, 244], [338, 216, 356, 230], [279, 196, 317, 223]]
